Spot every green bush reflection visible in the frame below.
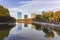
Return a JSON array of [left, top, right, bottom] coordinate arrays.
[[32, 23, 54, 38], [0, 23, 16, 40]]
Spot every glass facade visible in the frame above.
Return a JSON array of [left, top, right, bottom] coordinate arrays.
[[24, 15, 28, 18], [17, 12, 22, 19]]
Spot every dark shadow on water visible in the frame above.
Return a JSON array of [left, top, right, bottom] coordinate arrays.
[[0, 23, 16, 40]]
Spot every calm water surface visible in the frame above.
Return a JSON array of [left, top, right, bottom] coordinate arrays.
[[3, 23, 60, 40]]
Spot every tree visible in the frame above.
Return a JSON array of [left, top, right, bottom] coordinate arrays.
[[55, 11, 60, 22], [0, 5, 10, 17], [42, 11, 54, 22], [0, 5, 16, 24], [33, 14, 42, 22]]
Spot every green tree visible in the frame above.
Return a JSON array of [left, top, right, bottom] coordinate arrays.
[[42, 11, 54, 22], [0, 5, 10, 17], [32, 14, 42, 22]]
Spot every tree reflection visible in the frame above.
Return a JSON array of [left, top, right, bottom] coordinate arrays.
[[32, 23, 54, 38], [32, 23, 43, 30], [52, 29, 60, 36], [0, 23, 16, 40], [43, 28, 54, 37]]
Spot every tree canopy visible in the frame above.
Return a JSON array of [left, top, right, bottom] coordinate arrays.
[[0, 5, 10, 17], [32, 11, 60, 23]]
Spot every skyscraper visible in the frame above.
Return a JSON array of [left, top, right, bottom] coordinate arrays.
[[17, 12, 22, 19], [24, 15, 28, 19]]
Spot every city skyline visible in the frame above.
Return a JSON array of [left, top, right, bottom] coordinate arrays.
[[0, 0, 60, 19]]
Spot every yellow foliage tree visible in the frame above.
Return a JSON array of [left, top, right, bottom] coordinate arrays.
[[0, 5, 10, 17]]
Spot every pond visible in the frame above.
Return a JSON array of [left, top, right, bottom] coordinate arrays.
[[1, 23, 60, 40]]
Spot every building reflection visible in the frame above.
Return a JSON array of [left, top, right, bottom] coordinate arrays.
[[17, 23, 22, 30], [17, 23, 32, 30], [24, 24, 28, 27]]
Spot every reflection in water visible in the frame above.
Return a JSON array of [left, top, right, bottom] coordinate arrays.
[[2, 23, 60, 40], [17, 23, 22, 30], [24, 24, 28, 27], [32, 23, 43, 30], [32, 23, 54, 38], [53, 29, 60, 36], [4, 34, 31, 40], [0, 23, 16, 40], [43, 28, 54, 37]]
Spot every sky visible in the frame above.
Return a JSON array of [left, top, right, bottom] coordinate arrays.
[[0, 0, 60, 19]]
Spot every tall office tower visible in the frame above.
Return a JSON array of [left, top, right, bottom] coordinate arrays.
[[24, 15, 28, 19], [17, 12, 22, 19], [17, 12, 22, 30]]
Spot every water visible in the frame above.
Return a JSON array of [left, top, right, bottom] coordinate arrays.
[[2, 23, 60, 40]]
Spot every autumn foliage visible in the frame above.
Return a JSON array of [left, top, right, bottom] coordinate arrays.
[[32, 11, 60, 23]]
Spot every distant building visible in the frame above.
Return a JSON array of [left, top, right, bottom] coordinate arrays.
[[31, 13, 37, 18], [24, 15, 28, 18], [17, 12, 22, 19]]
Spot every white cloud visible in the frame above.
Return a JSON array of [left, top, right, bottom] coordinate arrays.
[[9, 0, 60, 19], [17, 1, 60, 13], [10, 11, 17, 19]]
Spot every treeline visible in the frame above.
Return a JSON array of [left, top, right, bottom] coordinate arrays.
[[32, 11, 60, 24], [0, 5, 16, 23], [0, 5, 16, 40]]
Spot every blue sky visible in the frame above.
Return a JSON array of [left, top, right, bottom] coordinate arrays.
[[0, 0, 32, 8], [0, 0, 60, 19], [0, 0, 60, 8]]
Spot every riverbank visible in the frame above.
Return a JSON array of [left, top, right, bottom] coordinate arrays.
[[33, 22, 60, 31]]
